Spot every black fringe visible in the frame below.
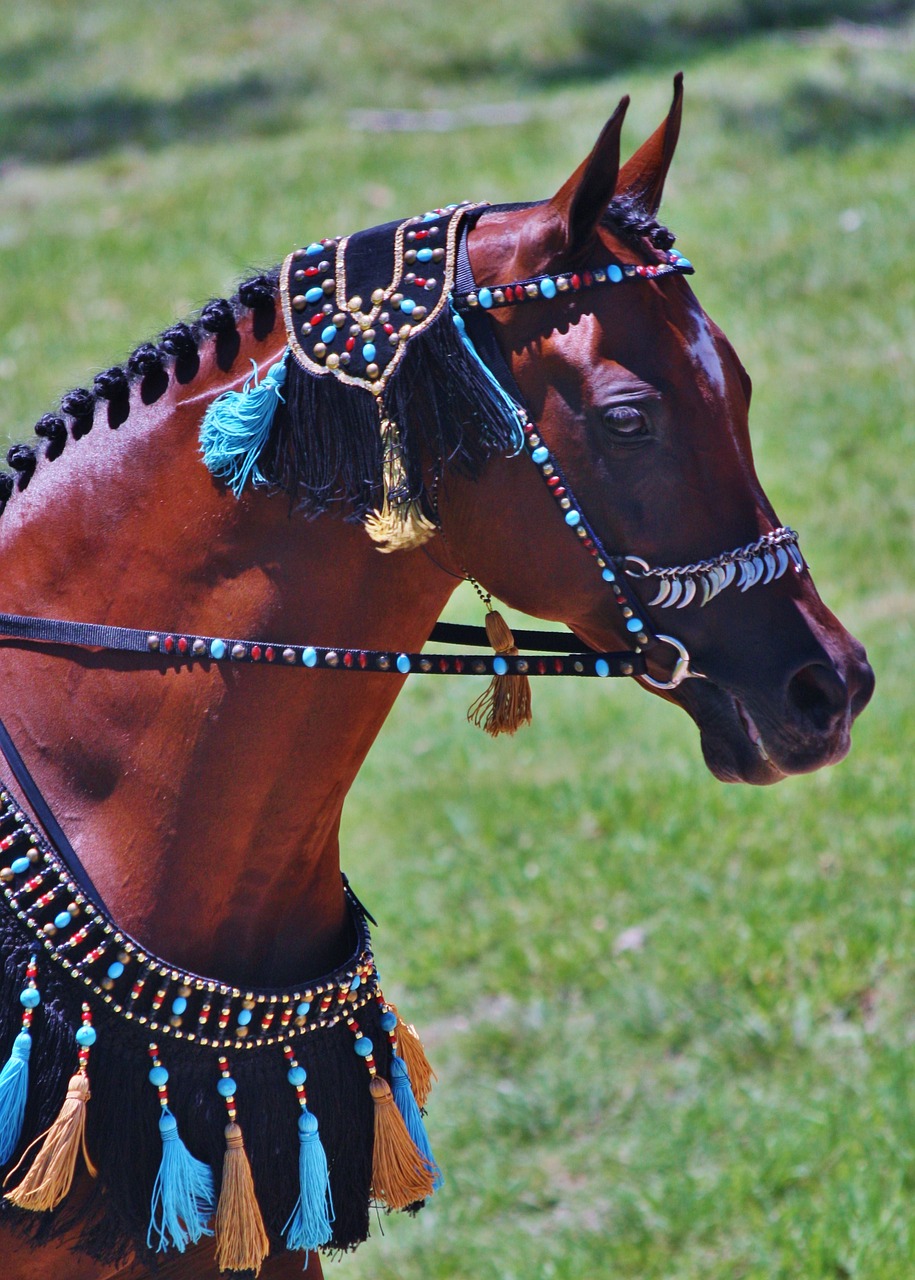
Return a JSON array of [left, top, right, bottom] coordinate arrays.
[[261, 306, 521, 519], [0, 909, 393, 1267]]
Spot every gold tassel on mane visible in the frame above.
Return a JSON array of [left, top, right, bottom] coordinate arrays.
[[369, 1077, 436, 1210], [363, 414, 437, 553], [4, 1074, 96, 1212], [215, 1121, 270, 1276], [467, 608, 533, 736]]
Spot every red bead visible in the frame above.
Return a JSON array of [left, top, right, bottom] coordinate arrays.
[[345, 336, 356, 352], [309, 312, 324, 327], [177, 636, 188, 654], [383, 323, 394, 334], [358, 653, 368, 669], [415, 277, 426, 287], [343, 652, 353, 668], [163, 636, 175, 654], [583, 271, 593, 286], [305, 266, 319, 276], [414, 229, 428, 239], [455, 658, 464, 673], [554, 658, 564, 673], [537, 659, 546, 675], [571, 274, 581, 290], [524, 423, 534, 434], [251, 645, 262, 661], [265, 646, 275, 662], [514, 285, 525, 301], [438, 658, 449, 673], [547, 476, 560, 487]]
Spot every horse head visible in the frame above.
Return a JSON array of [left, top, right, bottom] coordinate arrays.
[[439, 78, 874, 783]]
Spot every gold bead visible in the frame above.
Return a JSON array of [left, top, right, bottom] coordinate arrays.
[[348, 295, 362, 311], [365, 363, 379, 379], [371, 288, 384, 304], [292, 295, 307, 311], [326, 353, 340, 370]]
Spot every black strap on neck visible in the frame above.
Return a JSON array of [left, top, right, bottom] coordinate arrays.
[[0, 714, 98, 898]]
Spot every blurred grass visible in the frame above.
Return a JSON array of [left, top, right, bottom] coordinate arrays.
[[1, 3, 914, 1277]]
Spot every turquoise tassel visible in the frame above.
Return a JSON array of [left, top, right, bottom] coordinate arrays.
[[199, 350, 288, 497], [450, 304, 524, 453], [0, 1031, 31, 1166], [147, 1109, 216, 1253], [390, 1054, 443, 1191], [283, 1108, 334, 1254]]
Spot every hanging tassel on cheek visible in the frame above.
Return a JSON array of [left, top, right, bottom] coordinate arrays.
[[3, 1004, 97, 1212], [363, 410, 437, 553], [467, 607, 533, 737], [0, 956, 39, 1167], [214, 1058, 270, 1277]]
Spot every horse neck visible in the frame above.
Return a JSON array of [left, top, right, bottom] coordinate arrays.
[[0, 317, 456, 985]]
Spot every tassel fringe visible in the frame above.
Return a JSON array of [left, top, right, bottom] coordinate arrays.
[[0, 1030, 31, 1166], [214, 1122, 270, 1276], [369, 1077, 435, 1210], [147, 1109, 215, 1254], [467, 609, 533, 736], [389, 1056, 442, 1191], [283, 1108, 334, 1254], [3, 1071, 96, 1211]]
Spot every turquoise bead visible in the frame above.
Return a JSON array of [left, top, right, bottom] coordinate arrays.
[[305, 286, 323, 304], [354, 1036, 374, 1057], [540, 278, 557, 299], [565, 510, 581, 527], [305, 243, 323, 256], [417, 247, 433, 262], [626, 617, 643, 633], [595, 659, 610, 678], [287, 1064, 307, 1086], [362, 343, 376, 362], [171, 995, 187, 1015], [296, 1001, 311, 1016], [302, 647, 317, 667], [237, 1008, 252, 1026], [321, 325, 337, 345], [493, 656, 508, 675], [350, 975, 361, 990], [601, 568, 616, 583], [477, 288, 493, 309], [216, 1076, 236, 1098], [676, 256, 693, 270], [149, 1065, 169, 1087], [379, 1011, 397, 1032], [396, 653, 411, 674], [531, 446, 549, 464], [400, 298, 416, 315], [608, 265, 623, 283], [210, 639, 226, 660], [54, 911, 72, 930], [76, 1025, 97, 1047], [11, 857, 30, 876], [107, 961, 125, 980], [19, 988, 40, 1008]]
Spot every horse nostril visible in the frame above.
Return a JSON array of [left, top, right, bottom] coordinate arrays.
[[786, 662, 848, 732]]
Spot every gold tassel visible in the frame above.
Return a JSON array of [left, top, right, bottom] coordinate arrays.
[[364, 416, 437, 553], [467, 609, 533, 737], [214, 1122, 270, 1277], [393, 1011, 437, 1110], [3, 1072, 96, 1212], [369, 1077, 435, 1210]]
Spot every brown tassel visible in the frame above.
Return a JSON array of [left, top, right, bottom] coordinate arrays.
[[3, 1073, 96, 1212], [364, 416, 437, 553], [214, 1123, 270, 1277], [467, 609, 533, 737], [369, 1077, 435, 1210], [394, 1011, 437, 1110]]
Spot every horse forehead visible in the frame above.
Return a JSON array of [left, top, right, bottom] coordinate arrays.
[[681, 300, 727, 398]]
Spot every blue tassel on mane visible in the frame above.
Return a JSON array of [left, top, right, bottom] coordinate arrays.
[[0, 1030, 32, 1165], [390, 1053, 443, 1191], [283, 1107, 334, 1254], [147, 1109, 216, 1253], [199, 351, 289, 497]]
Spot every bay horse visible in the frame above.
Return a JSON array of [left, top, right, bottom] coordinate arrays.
[[0, 80, 872, 1280]]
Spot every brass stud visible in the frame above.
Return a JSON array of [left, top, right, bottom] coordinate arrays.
[[292, 294, 307, 311]]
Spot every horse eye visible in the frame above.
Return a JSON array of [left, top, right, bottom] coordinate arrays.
[[603, 404, 649, 440]]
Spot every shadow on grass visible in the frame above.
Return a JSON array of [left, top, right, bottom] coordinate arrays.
[[0, 72, 310, 164]]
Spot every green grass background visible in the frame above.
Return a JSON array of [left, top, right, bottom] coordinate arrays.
[[1, 3, 913, 1276]]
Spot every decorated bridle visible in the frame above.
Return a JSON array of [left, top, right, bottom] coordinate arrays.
[[0, 202, 804, 702]]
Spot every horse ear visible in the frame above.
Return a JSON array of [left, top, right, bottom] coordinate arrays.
[[614, 73, 684, 217], [542, 95, 629, 262]]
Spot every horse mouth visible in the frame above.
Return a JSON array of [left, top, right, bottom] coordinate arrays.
[[670, 678, 791, 785]]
